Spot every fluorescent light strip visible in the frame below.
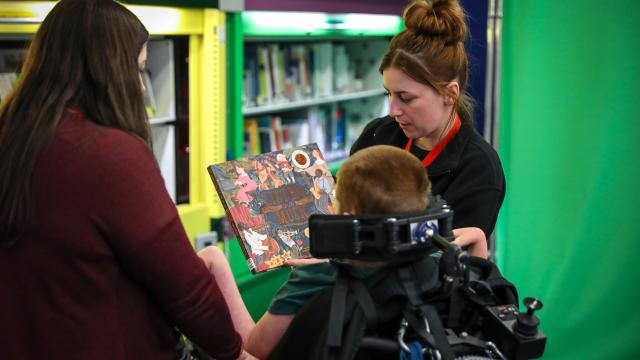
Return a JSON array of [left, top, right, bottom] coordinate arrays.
[[244, 11, 402, 34]]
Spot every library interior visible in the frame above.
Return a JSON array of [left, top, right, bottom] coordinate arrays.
[[0, 0, 638, 359]]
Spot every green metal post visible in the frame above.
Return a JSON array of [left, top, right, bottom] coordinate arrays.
[[226, 12, 244, 160]]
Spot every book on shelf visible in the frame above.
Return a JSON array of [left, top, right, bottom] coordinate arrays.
[[244, 118, 261, 156], [257, 46, 272, 106], [243, 42, 358, 109], [0, 73, 17, 102], [333, 44, 350, 94], [243, 45, 259, 107], [242, 104, 348, 161], [207, 143, 336, 274], [141, 70, 157, 118], [0, 48, 26, 74], [312, 42, 333, 98], [257, 127, 273, 154], [291, 44, 312, 99]]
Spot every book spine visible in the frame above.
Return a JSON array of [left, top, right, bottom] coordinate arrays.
[[257, 46, 271, 105]]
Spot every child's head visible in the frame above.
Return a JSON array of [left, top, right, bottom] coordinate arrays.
[[336, 145, 430, 214]]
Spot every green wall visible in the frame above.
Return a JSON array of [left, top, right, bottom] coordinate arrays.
[[499, 1, 640, 359]]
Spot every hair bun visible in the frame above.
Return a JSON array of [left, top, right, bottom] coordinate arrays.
[[403, 0, 467, 44]]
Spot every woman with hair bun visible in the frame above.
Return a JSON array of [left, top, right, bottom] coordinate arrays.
[[351, 0, 505, 238]]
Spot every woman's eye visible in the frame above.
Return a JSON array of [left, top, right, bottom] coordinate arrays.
[[385, 91, 414, 103]]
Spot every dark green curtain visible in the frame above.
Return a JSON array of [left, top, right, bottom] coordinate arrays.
[[499, 1, 640, 359]]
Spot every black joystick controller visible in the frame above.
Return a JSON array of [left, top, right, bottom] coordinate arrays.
[[483, 297, 547, 359], [514, 297, 543, 337]]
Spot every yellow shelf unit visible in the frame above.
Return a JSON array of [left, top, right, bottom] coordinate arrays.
[[0, 2, 227, 243]]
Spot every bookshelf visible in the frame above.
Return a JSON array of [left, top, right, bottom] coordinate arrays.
[[0, 42, 23, 102], [243, 88, 386, 116], [227, 11, 402, 172], [0, 2, 228, 243], [144, 39, 178, 203]]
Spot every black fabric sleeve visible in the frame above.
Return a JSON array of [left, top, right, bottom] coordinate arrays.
[[349, 117, 389, 155], [440, 143, 505, 236]]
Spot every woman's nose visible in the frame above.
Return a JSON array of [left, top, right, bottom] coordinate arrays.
[[388, 96, 402, 117]]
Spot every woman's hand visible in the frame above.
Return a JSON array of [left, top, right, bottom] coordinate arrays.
[[452, 227, 488, 259]]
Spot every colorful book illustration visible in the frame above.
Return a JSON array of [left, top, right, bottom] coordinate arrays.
[[207, 143, 336, 274]]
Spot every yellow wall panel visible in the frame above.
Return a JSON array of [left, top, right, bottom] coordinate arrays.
[[198, 9, 227, 218]]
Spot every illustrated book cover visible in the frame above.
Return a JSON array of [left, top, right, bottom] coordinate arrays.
[[207, 143, 336, 274]]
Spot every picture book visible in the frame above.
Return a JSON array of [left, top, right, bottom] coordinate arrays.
[[207, 143, 336, 274]]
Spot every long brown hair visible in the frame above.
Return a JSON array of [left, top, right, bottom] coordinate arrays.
[[0, 0, 150, 245], [380, 0, 474, 124], [337, 145, 430, 214]]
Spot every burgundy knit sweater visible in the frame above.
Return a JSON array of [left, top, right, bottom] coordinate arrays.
[[0, 110, 242, 359]]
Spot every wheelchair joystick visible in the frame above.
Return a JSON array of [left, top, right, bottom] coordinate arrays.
[[483, 297, 546, 359], [513, 297, 543, 337], [514, 297, 543, 337]]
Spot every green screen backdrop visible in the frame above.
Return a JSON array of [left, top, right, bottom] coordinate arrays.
[[499, 1, 640, 359]]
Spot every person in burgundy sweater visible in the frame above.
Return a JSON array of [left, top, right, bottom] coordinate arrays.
[[0, 1, 248, 359]]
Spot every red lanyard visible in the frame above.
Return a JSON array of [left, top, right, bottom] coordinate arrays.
[[404, 113, 461, 168]]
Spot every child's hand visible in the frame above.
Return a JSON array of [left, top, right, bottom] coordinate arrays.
[[452, 227, 488, 259], [284, 257, 329, 267]]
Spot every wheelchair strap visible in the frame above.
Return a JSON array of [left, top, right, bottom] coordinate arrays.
[[326, 271, 374, 360], [352, 278, 378, 329], [327, 272, 349, 348], [367, 256, 441, 302], [398, 266, 455, 360]]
